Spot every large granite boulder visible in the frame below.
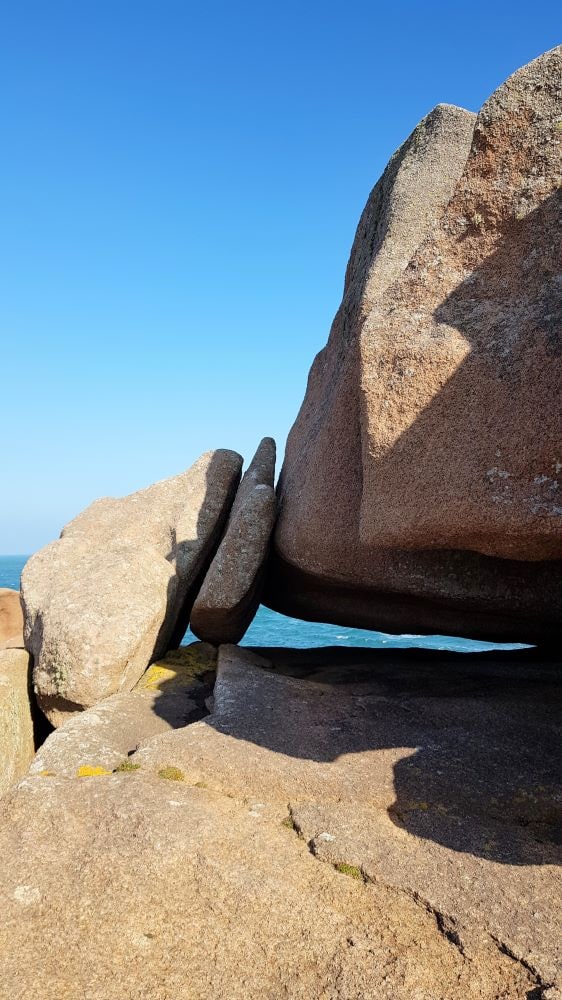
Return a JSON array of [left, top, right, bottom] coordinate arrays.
[[190, 438, 277, 643], [0, 589, 24, 650], [0, 649, 35, 798], [22, 450, 242, 725], [0, 644, 557, 996], [267, 47, 562, 643]]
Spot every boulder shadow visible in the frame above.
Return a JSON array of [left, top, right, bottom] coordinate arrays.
[[195, 643, 562, 867]]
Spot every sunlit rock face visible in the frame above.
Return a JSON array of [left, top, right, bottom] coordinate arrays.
[[22, 450, 242, 725], [267, 47, 562, 643]]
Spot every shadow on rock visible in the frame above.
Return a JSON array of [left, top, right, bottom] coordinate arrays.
[[189, 643, 562, 867]]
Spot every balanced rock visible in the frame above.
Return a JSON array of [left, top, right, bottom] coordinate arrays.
[[268, 48, 562, 642], [22, 450, 242, 725], [190, 438, 277, 644], [29, 643, 217, 778], [0, 649, 35, 798], [0, 644, 556, 996], [0, 589, 24, 650]]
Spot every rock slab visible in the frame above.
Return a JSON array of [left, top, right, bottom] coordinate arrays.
[[0, 589, 24, 650], [0, 644, 554, 997], [134, 644, 561, 990], [191, 438, 277, 644], [0, 649, 34, 798], [22, 450, 242, 725], [268, 47, 562, 642], [28, 643, 217, 779]]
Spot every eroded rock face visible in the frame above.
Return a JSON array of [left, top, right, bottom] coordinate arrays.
[[0, 589, 24, 650], [0, 649, 34, 798], [268, 47, 562, 642], [0, 644, 556, 997], [191, 438, 277, 644], [22, 450, 241, 725]]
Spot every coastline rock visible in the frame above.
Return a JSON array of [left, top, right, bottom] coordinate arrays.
[[22, 450, 242, 725], [133, 644, 561, 989], [28, 643, 216, 778], [0, 643, 556, 996], [191, 438, 277, 644], [0, 649, 35, 798], [0, 589, 24, 650], [268, 47, 562, 642]]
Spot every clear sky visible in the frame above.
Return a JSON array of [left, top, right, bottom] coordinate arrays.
[[1, 2, 559, 553]]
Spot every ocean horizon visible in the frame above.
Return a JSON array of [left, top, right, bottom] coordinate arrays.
[[1, 553, 529, 654]]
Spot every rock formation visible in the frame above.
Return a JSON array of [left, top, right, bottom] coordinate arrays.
[[190, 437, 277, 643], [267, 46, 562, 643], [0, 649, 34, 797], [0, 643, 558, 996], [29, 643, 216, 778], [0, 589, 24, 650], [22, 450, 242, 725]]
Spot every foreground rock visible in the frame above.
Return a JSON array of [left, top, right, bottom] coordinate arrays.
[[1, 646, 556, 997], [29, 643, 216, 778], [0, 649, 34, 798], [191, 438, 277, 643], [136, 645, 562, 990], [268, 47, 562, 642], [22, 450, 242, 725], [0, 589, 24, 650]]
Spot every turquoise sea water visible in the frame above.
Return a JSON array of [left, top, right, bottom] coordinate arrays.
[[1, 554, 528, 653]]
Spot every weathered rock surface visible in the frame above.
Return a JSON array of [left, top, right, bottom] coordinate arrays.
[[0, 588, 24, 650], [28, 643, 216, 778], [191, 438, 277, 644], [22, 450, 242, 725], [268, 47, 562, 642], [0, 649, 35, 798], [0, 644, 557, 996], [135, 644, 562, 990]]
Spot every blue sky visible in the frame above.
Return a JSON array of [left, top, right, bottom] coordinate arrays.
[[1, 2, 559, 553]]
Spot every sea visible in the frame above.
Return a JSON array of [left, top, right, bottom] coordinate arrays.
[[0, 554, 528, 653]]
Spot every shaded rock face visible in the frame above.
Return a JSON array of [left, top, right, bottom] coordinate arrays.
[[0, 649, 34, 798], [0, 644, 557, 997], [0, 589, 24, 651], [268, 47, 562, 642], [22, 450, 242, 725], [191, 438, 277, 644]]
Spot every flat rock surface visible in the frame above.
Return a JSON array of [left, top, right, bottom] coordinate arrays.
[[22, 449, 241, 724], [0, 649, 34, 798], [135, 645, 562, 990], [191, 438, 277, 644], [0, 645, 558, 996]]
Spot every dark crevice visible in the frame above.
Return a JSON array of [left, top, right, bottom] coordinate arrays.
[[490, 936, 553, 997]]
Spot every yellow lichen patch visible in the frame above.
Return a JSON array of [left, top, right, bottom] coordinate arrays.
[[114, 760, 141, 773], [76, 765, 111, 778], [158, 766, 185, 782], [136, 643, 217, 693], [334, 863, 364, 881], [39, 770, 56, 777]]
